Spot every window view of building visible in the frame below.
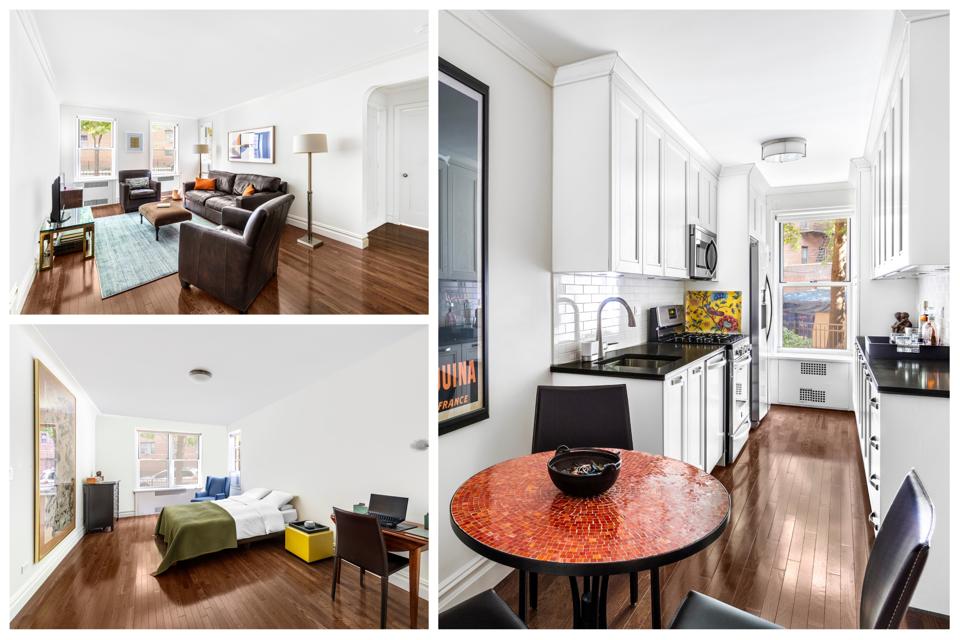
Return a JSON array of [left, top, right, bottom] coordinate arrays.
[[780, 217, 850, 350], [77, 117, 115, 178], [137, 431, 201, 488], [150, 122, 178, 174]]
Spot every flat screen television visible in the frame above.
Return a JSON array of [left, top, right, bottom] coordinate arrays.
[[50, 176, 62, 222]]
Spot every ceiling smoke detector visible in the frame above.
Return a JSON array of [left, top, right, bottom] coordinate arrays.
[[188, 368, 213, 383], [761, 137, 807, 163]]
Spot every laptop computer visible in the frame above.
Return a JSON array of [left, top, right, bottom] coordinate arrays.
[[368, 493, 408, 529]]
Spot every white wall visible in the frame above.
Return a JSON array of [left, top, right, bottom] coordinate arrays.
[[59, 104, 199, 204], [9, 12, 61, 313], [229, 329, 428, 597], [201, 49, 426, 248], [9, 326, 99, 619], [94, 415, 228, 517], [438, 10, 554, 609]]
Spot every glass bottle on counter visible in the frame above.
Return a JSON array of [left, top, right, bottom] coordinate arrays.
[[921, 314, 938, 346]]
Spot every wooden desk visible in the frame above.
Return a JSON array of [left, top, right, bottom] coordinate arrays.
[[331, 514, 428, 628]]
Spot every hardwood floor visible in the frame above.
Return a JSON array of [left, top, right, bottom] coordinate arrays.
[[21, 203, 428, 314], [493, 405, 948, 630], [11, 515, 427, 629]]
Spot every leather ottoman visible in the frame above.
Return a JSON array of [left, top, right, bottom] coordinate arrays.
[[138, 202, 192, 241]]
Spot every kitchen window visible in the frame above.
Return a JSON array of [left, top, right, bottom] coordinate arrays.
[[137, 430, 201, 489], [150, 122, 179, 176], [76, 116, 116, 179], [779, 214, 851, 352]]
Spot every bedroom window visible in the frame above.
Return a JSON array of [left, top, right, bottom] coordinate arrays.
[[137, 430, 202, 489], [227, 430, 241, 492]]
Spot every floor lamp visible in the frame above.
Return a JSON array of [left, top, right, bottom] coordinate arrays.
[[193, 143, 209, 178], [293, 133, 328, 249]]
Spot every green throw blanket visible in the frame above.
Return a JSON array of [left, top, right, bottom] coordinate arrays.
[[153, 501, 237, 575]]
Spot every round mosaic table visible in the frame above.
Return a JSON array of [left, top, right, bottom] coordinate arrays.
[[450, 450, 731, 628]]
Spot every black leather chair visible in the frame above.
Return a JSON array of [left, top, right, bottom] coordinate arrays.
[[670, 470, 934, 629], [526, 384, 637, 615], [439, 590, 527, 629], [118, 169, 161, 212], [331, 507, 410, 629], [178, 193, 294, 313]]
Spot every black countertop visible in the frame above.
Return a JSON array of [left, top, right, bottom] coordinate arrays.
[[550, 342, 727, 380], [856, 337, 949, 398]]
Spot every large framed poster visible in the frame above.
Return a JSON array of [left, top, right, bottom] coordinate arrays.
[[438, 58, 489, 435], [34, 359, 77, 561]]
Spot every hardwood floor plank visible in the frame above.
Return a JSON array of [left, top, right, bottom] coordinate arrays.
[[490, 405, 947, 630], [22, 204, 427, 315], [12, 514, 427, 629]]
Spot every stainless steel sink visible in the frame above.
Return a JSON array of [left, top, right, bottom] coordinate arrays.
[[600, 354, 681, 368]]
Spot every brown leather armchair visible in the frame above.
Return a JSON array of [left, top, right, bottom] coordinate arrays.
[[177, 194, 294, 313], [118, 169, 161, 212]]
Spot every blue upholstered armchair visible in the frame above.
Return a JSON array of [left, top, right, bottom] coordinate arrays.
[[191, 476, 230, 502]]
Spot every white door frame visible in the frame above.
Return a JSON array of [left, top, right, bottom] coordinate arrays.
[[391, 100, 428, 230], [365, 103, 388, 232]]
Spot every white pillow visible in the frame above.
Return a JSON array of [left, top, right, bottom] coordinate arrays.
[[279, 503, 294, 511], [260, 490, 294, 509], [235, 488, 270, 504]]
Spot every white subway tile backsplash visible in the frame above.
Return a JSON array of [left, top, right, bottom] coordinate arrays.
[[917, 271, 949, 345], [553, 273, 685, 363]]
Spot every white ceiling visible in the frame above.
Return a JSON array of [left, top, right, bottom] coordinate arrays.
[[489, 10, 896, 186], [32, 10, 428, 117], [36, 324, 421, 425]]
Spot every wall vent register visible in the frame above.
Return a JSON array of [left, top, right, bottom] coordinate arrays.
[[799, 388, 827, 404], [800, 362, 828, 376], [83, 180, 109, 189], [83, 198, 108, 206]]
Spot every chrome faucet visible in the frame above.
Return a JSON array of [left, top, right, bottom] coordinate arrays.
[[595, 296, 636, 359]]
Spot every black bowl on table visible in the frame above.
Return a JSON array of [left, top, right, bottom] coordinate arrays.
[[547, 445, 622, 497]]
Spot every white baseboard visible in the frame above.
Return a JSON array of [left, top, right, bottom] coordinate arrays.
[[438, 554, 512, 612], [388, 568, 429, 601], [9, 527, 84, 620], [287, 215, 369, 249], [10, 261, 37, 315]]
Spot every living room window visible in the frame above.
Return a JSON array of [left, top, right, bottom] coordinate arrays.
[[779, 213, 851, 352], [150, 122, 179, 176], [76, 116, 116, 179], [137, 430, 202, 489]]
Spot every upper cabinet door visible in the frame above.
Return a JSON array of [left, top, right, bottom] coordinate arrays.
[[688, 159, 702, 228], [611, 87, 643, 273], [642, 117, 665, 276], [662, 135, 689, 278], [445, 161, 479, 281]]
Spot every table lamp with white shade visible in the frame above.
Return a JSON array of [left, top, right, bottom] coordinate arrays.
[[292, 133, 328, 249], [192, 143, 210, 178]]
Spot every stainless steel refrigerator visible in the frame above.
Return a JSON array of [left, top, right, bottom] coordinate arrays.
[[750, 238, 773, 427]]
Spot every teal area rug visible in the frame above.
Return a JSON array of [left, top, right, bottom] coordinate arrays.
[[95, 212, 217, 299]]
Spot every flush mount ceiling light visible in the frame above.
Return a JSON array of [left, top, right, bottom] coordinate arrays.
[[761, 137, 807, 163], [188, 368, 213, 383]]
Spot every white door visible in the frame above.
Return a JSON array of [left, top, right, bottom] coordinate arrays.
[[663, 372, 685, 460], [685, 363, 705, 470], [704, 354, 726, 473], [396, 103, 427, 229]]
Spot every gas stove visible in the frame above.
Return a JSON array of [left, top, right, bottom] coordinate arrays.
[[659, 332, 743, 345]]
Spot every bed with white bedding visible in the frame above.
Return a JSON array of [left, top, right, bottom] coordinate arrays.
[[153, 488, 296, 575]]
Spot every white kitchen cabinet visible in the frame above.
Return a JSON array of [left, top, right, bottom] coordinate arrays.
[[869, 14, 948, 278], [552, 53, 719, 278], [684, 362, 704, 470], [704, 353, 726, 473], [662, 136, 689, 278], [688, 160, 702, 230], [439, 159, 478, 281], [663, 371, 685, 461]]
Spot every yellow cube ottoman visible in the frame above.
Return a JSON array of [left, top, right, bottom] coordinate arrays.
[[284, 525, 333, 563]]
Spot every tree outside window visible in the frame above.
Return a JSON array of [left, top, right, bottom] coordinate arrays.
[[137, 431, 201, 489], [77, 118, 115, 178]]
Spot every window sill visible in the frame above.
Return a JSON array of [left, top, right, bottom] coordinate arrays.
[[132, 486, 200, 493], [74, 176, 116, 183], [769, 351, 853, 363]]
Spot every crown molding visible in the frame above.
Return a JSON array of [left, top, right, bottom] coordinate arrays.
[[445, 10, 555, 87], [719, 163, 755, 178], [15, 10, 58, 97]]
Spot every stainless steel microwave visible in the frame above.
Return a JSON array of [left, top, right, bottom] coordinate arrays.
[[689, 225, 718, 280]]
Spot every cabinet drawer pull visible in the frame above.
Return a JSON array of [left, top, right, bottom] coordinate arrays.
[[671, 377, 684, 386], [870, 398, 879, 409], [690, 366, 702, 374], [869, 474, 880, 491], [869, 511, 880, 531], [707, 359, 727, 369], [870, 436, 880, 450]]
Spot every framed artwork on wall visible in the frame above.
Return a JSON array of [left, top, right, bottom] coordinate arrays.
[[227, 125, 275, 164], [34, 359, 77, 562], [126, 132, 143, 152], [438, 59, 489, 435]]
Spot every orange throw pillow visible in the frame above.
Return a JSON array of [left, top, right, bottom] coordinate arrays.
[[194, 177, 216, 190], [242, 183, 256, 196]]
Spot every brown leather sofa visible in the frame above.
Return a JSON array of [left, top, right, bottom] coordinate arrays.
[[178, 194, 295, 313], [119, 169, 161, 212], [182, 169, 288, 225]]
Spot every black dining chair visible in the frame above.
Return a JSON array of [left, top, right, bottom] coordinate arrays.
[[670, 469, 934, 629], [439, 590, 527, 629], [525, 384, 637, 617], [331, 507, 410, 629]]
